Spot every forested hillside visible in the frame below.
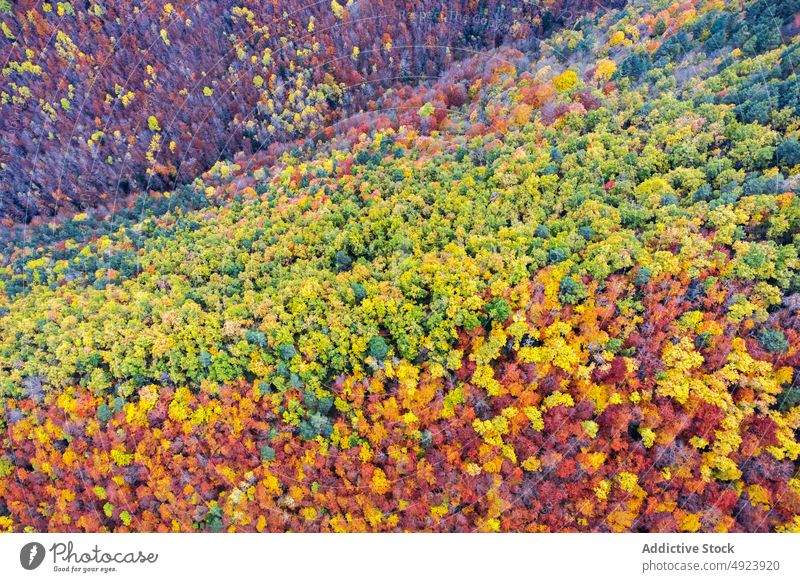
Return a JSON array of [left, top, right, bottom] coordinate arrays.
[[0, 0, 614, 221], [1, 0, 800, 532]]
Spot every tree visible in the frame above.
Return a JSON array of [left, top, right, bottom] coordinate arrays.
[[553, 70, 578, 92]]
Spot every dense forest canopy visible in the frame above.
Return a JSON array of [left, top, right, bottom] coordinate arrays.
[[0, 0, 799, 533], [0, 0, 617, 221]]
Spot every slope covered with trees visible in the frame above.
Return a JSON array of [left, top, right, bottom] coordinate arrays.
[[1, 0, 800, 532], [0, 0, 614, 221]]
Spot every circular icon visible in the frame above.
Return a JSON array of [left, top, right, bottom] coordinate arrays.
[[20, 542, 46, 570]]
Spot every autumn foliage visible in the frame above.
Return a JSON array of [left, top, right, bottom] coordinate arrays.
[[1, 0, 800, 533], [0, 0, 613, 221]]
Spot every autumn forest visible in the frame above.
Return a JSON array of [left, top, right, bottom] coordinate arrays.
[[1, 0, 799, 533]]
